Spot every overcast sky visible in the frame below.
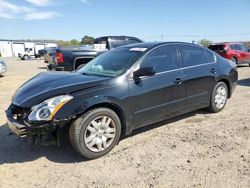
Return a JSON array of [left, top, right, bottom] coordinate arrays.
[[0, 0, 250, 42]]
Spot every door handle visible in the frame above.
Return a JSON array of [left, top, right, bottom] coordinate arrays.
[[174, 78, 183, 85], [210, 68, 216, 74]]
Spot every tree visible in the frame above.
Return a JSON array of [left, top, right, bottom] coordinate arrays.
[[80, 35, 95, 45], [198, 39, 213, 47], [71, 39, 80, 46], [57, 40, 71, 47]]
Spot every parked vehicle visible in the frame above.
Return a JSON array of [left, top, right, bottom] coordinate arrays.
[[208, 43, 250, 66], [43, 47, 57, 64], [0, 60, 7, 75], [47, 36, 142, 71], [6, 42, 238, 159], [38, 49, 46, 57], [18, 47, 36, 60]]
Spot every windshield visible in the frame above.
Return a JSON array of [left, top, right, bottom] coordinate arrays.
[[78, 48, 144, 77]]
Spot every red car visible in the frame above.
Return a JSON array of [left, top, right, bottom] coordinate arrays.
[[208, 43, 250, 66]]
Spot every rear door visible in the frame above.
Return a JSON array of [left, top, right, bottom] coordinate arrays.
[[178, 44, 217, 110], [129, 44, 185, 127]]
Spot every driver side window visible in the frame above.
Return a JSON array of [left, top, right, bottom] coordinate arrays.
[[140, 45, 179, 73]]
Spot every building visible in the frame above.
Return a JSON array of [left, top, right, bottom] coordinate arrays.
[[0, 39, 57, 57]]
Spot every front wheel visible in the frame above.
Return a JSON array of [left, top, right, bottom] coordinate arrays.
[[23, 55, 29, 60], [208, 82, 228, 113], [69, 108, 121, 159]]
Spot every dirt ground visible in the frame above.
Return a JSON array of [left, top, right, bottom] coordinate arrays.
[[0, 58, 249, 188]]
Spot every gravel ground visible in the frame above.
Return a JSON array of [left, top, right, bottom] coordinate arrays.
[[0, 58, 249, 188]]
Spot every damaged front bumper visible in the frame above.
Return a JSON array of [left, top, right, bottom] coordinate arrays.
[[6, 104, 57, 138]]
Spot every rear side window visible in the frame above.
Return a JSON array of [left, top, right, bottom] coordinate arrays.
[[205, 50, 215, 63], [179, 45, 207, 67], [94, 38, 108, 48], [110, 39, 127, 48], [141, 45, 179, 73]]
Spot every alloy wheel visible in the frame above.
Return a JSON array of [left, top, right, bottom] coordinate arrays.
[[84, 116, 116, 152], [214, 86, 227, 109]]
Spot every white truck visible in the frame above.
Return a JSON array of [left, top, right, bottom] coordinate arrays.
[[18, 47, 36, 60]]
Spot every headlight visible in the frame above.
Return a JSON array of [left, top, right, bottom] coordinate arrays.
[[28, 95, 73, 121]]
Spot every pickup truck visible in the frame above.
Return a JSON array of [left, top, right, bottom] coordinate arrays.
[[18, 47, 36, 60], [47, 36, 142, 71]]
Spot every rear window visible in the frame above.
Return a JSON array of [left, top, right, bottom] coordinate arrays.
[[109, 39, 127, 48], [208, 45, 225, 51]]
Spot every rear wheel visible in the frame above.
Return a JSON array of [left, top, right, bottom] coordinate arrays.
[[208, 82, 228, 113], [231, 57, 237, 64], [69, 108, 121, 159]]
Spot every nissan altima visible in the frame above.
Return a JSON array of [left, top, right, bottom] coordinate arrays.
[[6, 42, 238, 159]]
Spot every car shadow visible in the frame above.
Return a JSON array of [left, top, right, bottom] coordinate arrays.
[[122, 110, 206, 139], [237, 64, 249, 68], [0, 123, 85, 164], [237, 78, 250, 87], [0, 110, 207, 164], [37, 67, 47, 70]]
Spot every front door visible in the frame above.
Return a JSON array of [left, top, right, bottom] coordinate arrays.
[[129, 44, 185, 128]]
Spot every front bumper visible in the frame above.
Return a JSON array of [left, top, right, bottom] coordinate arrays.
[[6, 105, 56, 138]]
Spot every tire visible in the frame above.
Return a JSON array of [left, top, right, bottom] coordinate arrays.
[[69, 108, 121, 159], [231, 57, 237, 64], [208, 82, 228, 113], [23, 55, 29, 61]]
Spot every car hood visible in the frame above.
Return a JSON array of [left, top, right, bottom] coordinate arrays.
[[12, 71, 109, 108]]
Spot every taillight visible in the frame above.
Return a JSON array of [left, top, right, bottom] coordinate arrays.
[[222, 46, 229, 54], [56, 52, 64, 63]]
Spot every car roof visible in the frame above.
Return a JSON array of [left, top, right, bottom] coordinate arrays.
[[211, 42, 243, 46], [95, 36, 143, 41], [118, 41, 203, 50]]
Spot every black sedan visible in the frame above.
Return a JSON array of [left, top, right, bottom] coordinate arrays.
[[6, 42, 238, 159]]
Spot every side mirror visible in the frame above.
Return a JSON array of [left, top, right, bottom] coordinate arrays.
[[133, 67, 156, 78]]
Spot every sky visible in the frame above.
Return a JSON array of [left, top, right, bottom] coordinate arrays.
[[0, 0, 250, 43]]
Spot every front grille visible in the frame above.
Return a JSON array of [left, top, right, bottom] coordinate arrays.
[[19, 126, 28, 138], [8, 104, 31, 138]]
